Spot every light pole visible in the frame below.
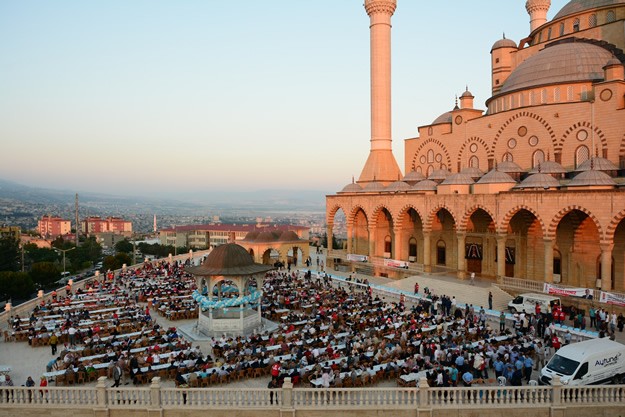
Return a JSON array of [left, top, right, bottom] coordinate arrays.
[[56, 247, 75, 277]]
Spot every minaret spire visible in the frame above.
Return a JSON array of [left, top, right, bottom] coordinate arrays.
[[358, 0, 402, 184]]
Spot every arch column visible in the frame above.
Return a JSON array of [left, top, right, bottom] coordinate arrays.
[[368, 224, 376, 257], [327, 223, 334, 253], [600, 243, 614, 291], [496, 234, 506, 281], [544, 239, 554, 283], [457, 233, 466, 279], [423, 231, 432, 273], [346, 225, 353, 254], [393, 226, 404, 261]]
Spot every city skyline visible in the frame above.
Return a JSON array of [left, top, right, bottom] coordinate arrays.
[[1, 0, 568, 197]]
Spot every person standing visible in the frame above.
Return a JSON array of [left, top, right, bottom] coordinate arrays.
[[49, 333, 58, 355], [112, 362, 122, 388], [488, 292, 493, 310], [499, 311, 506, 333], [589, 306, 596, 329]]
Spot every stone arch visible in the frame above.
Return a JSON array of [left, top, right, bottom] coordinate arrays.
[[397, 204, 425, 228], [558, 121, 608, 155], [607, 208, 625, 242], [348, 205, 369, 226], [489, 111, 557, 159], [619, 133, 625, 168], [410, 138, 452, 172], [548, 205, 603, 240], [425, 205, 458, 230], [327, 204, 348, 224], [457, 136, 491, 171], [499, 205, 546, 236], [370, 204, 395, 228], [459, 205, 496, 232]]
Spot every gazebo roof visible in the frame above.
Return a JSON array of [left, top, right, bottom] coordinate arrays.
[[187, 243, 275, 276]]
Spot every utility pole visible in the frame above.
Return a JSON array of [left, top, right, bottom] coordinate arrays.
[[75, 193, 80, 247], [56, 247, 76, 277]]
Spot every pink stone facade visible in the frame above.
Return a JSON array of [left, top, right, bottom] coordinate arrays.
[[326, 0, 625, 292]]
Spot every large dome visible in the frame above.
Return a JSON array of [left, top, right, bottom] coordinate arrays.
[[500, 41, 613, 94], [432, 111, 453, 125], [554, 0, 625, 20], [187, 243, 274, 276]]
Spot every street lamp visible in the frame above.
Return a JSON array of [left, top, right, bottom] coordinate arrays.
[[55, 247, 75, 278]]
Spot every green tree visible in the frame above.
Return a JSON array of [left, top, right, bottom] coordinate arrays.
[[114, 239, 133, 254], [29, 262, 60, 288], [0, 271, 35, 302], [102, 253, 132, 271], [0, 235, 19, 272]]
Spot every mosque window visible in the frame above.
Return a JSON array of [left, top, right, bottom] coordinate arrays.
[[573, 18, 580, 32], [416, 166, 422, 174], [532, 150, 545, 168], [554, 87, 561, 102], [541, 89, 547, 104], [529, 136, 539, 147], [581, 85, 589, 101], [435, 154, 442, 163], [575, 145, 590, 168], [427, 149, 434, 163], [510, 95, 515, 109], [538, 31, 543, 43], [470, 143, 478, 153], [567, 86, 574, 101], [427, 165, 434, 176], [607, 10, 616, 23], [559, 22, 565, 36], [589, 14, 597, 27], [577, 130, 588, 141], [508, 138, 517, 149], [469, 156, 479, 169], [420, 155, 427, 164], [495, 58, 500, 64], [441, 164, 447, 170], [530, 91, 537, 105], [519, 93, 525, 107], [503, 152, 514, 162], [547, 27, 552, 40]]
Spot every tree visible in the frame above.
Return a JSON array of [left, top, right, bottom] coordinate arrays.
[[102, 253, 132, 271], [114, 239, 133, 254], [0, 235, 19, 272], [0, 271, 35, 302], [29, 262, 60, 289]]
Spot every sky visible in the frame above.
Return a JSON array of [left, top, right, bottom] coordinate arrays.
[[0, 0, 570, 197]]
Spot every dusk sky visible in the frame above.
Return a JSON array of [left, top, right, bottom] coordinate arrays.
[[0, 0, 569, 197]]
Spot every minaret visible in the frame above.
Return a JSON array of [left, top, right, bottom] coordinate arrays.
[[358, 0, 402, 184], [153, 214, 157, 234], [525, 0, 551, 32]]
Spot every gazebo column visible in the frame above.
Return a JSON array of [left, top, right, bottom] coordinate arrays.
[[423, 231, 432, 273]]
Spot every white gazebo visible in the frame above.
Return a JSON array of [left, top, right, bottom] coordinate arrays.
[[187, 243, 274, 337]]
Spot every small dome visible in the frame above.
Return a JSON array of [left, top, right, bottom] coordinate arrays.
[[491, 37, 517, 51], [500, 42, 613, 94], [605, 58, 623, 67], [574, 156, 619, 172], [402, 170, 426, 183], [279, 230, 300, 241], [362, 181, 385, 192], [514, 173, 561, 189], [431, 111, 453, 125], [256, 231, 279, 242], [440, 173, 475, 185], [187, 243, 274, 276], [495, 161, 524, 173], [568, 170, 617, 187], [461, 89, 473, 98], [529, 160, 566, 174], [554, 0, 625, 20], [243, 231, 260, 241], [385, 180, 411, 192], [476, 169, 517, 184], [412, 179, 438, 191], [428, 169, 451, 181], [340, 182, 363, 193], [460, 167, 485, 180]]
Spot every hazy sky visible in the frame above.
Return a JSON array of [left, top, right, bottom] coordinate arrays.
[[0, 0, 569, 197]]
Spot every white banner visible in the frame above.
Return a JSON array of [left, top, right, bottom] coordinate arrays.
[[347, 254, 368, 262], [384, 259, 409, 269], [599, 291, 625, 307], [543, 283, 595, 299]]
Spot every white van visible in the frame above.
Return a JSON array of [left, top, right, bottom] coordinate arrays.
[[507, 293, 560, 313], [540, 338, 625, 385]]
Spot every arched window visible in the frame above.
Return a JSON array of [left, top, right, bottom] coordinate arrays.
[[416, 166, 422, 174], [541, 89, 548, 104], [589, 14, 597, 27], [384, 235, 392, 254], [547, 27, 552, 40], [554, 87, 561, 102], [519, 93, 525, 107], [559, 22, 565, 36], [575, 145, 590, 168], [469, 155, 479, 168], [502, 152, 514, 162], [567, 86, 574, 101], [427, 149, 434, 163], [533, 150, 545, 168], [607, 10, 616, 23], [581, 85, 589, 101], [573, 18, 580, 32], [427, 165, 434, 176]]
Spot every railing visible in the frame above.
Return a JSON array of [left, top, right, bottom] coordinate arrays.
[[499, 276, 545, 292], [1, 377, 624, 412], [328, 251, 425, 275]]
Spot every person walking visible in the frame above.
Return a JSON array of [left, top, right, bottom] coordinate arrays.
[[488, 292, 493, 310], [469, 272, 475, 285], [48, 333, 58, 355]]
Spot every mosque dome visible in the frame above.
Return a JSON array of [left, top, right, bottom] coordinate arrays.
[[476, 169, 517, 184], [256, 231, 279, 242], [279, 230, 300, 241], [554, 0, 625, 20], [187, 243, 274, 276], [428, 169, 451, 181], [500, 41, 614, 94], [441, 173, 475, 185], [402, 170, 426, 183], [514, 173, 561, 189], [362, 181, 385, 192], [529, 160, 566, 174], [432, 111, 453, 125], [340, 182, 363, 193], [412, 179, 438, 191], [491, 37, 517, 51], [575, 156, 620, 172], [385, 180, 411, 192], [495, 161, 524, 173], [243, 231, 260, 241], [460, 167, 485, 180], [605, 57, 624, 67], [568, 170, 617, 187], [460, 89, 474, 98]]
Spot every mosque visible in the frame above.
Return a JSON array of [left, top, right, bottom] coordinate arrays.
[[326, 0, 625, 293]]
